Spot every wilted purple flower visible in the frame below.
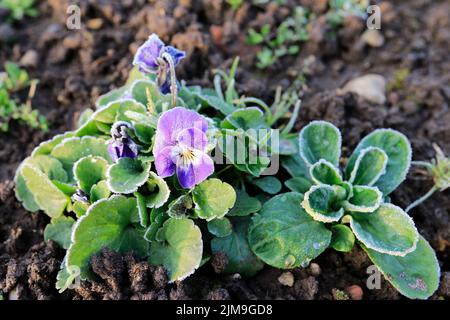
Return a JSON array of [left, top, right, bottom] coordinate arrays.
[[108, 121, 139, 162], [132, 34, 185, 74], [153, 107, 214, 189]]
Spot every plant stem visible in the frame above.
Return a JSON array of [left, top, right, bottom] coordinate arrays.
[[405, 185, 438, 213], [162, 52, 177, 108]]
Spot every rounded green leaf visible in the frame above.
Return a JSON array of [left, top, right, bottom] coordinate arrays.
[[31, 132, 75, 156], [248, 192, 332, 269], [345, 129, 412, 195], [221, 107, 266, 130], [299, 121, 342, 167], [20, 164, 68, 218], [106, 158, 151, 194], [142, 172, 170, 208], [148, 218, 203, 282], [44, 216, 75, 249], [115, 99, 147, 123], [67, 195, 148, 279], [310, 159, 343, 185], [207, 217, 232, 238], [211, 217, 264, 277], [192, 179, 237, 221], [95, 86, 128, 109], [284, 177, 313, 194], [89, 180, 110, 203], [301, 185, 345, 223], [168, 194, 193, 219], [249, 176, 282, 194], [228, 190, 261, 217], [343, 185, 382, 213], [363, 236, 440, 299], [347, 147, 388, 186], [51, 136, 112, 180], [73, 156, 108, 194], [349, 203, 418, 256], [330, 224, 355, 252], [135, 192, 149, 228]]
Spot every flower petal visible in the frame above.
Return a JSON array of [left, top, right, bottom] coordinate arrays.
[[164, 46, 186, 66], [155, 146, 176, 178], [177, 154, 214, 189], [176, 127, 208, 151], [132, 34, 164, 73]]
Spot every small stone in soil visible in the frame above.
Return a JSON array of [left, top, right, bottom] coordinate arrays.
[[278, 272, 295, 287], [19, 50, 38, 68], [361, 29, 385, 47], [308, 263, 321, 277], [346, 284, 363, 300], [340, 74, 386, 104]]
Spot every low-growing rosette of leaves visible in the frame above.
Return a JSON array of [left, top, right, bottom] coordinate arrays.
[[13, 33, 441, 300]]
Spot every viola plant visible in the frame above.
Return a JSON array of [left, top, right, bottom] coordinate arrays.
[[14, 33, 440, 299]]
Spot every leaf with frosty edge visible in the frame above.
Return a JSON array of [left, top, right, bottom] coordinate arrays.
[[67, 195, 148, 279], [73, 156, 108, 194], [168, 194, 193, 219], [343, 185, 382, 213], [211, 217, 264, 277], [347, 147, 388, 186], [310, 159, 343, 185], [228, 190, 261, 217], [248, 192, 332, 269], [349, 203, 418, 256], [90, 180, 110, 203], [44, 215, 75, 249], [284, 177, 313, 194], [141, 172, 170, 208], [345, 129, 411, 196], [192, 178, 237, 221], [330, 224, 355, 252], [363, 236, 440, 300], [301, 185, 345, 223], [207, 217, 232, 238], [299, 121, 342, 167], [106, 158, 151, 194], [249, 176, 282, 194], [148, 218, 202, 282], [221, 107, 267, 130], [95, 86, 129, 109]]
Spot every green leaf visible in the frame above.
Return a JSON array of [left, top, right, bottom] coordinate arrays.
[[299, 121, 342, 167], [67, 195, 148, 279], [141, 172, 170, 208], [343, 185, 382, 213], [281, 154, 311, 178], [249, 176, 282, 194], [72, 200, 89, 218], [349, 203, 418, 256], [95, 86, 128, 109], [106, 158, 151, 194], [55, 263, 81, 293], [207, 217, 232, 237], [135, 192, 149, 228], [301, 185, 345, 223], [330, 224, 355, 252], [221, 107, 267, 130], [115, 99, 147, 123], [363, 236, 440, 300], [211, 217, 264, 277], [89, 180, 110, 203], [228, 190, 261, 216], [196, 92, 235, 115], [20, 164, 68, 218], [148, 218, 203, 282], [310, 159, 343, 185], [192, 179, 237, 221], [130, 80, 159, 108], [248, 192, 332, 268], [285, 177, 313, 194], [73, 156, 108, 194], [346, 129, 412, 195], [51, 136, 111, 181], [347, 147, 388, 186], [167, 194, 193, 219], [44, 216, 75, 249], [31, 132, 75, 157]]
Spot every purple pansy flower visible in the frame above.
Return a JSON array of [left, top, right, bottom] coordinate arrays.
[[154, 107, 214, 189], [132, 34, 186, 74], [108, 122, 139, 162]]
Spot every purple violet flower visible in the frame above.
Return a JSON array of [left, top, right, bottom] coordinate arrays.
[[154, 107, 214, 189], [132, 34, 186, 74], [108, 122, 139, 162]]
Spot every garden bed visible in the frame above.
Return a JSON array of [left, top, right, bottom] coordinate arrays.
[[0, 0, 449, 300]]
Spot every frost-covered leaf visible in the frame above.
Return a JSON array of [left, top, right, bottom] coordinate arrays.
[[44, 216, 75, 249], [192, 179, 237, 221], [301, 185, 345, 223], [299, 121, 341, 167], [207, 217, 232, 238], [349, 203, 418, 256], [67, 195, 148, 279], [115, 99, 147, 123], [212, 217, 264, 276], [141, 172, 170, 208], [73, 156, 108, 194], [106, 158, 151, 194], [168, 194, 193, 219], [56, 262, 81, 293], [72, 200, 89, 218], [95, 86, 128, 109], [248, 192, 332, 269], [284, 177, 313, 194], [281, 154, 310, 178], [249, 176, 282, 194], [310, 159, 343, 185], [20, 164, 68, 218], [228, 190, 261, 217], [330, 224, 355, 252], [221, 107, 266, 130], [89, 180, 110, 203], [347, 147, 388, 186], [135, 192, 149, 228], [196, 92, 235, 115], [343, 185, 382, 213], [363, 236, 440, 300], [148, 218, 202, 282], [346, 129, 411, 195], [31, 132, 75, 156], [51, 137, 111, 181]]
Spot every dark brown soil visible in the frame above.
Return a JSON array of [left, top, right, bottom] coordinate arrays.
[[1, 0, 449, 300]]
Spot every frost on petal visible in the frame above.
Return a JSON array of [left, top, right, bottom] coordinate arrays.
[[154, 146, 176, 178], [176, 154, 214, 189], [132, 34, 164, 73]]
